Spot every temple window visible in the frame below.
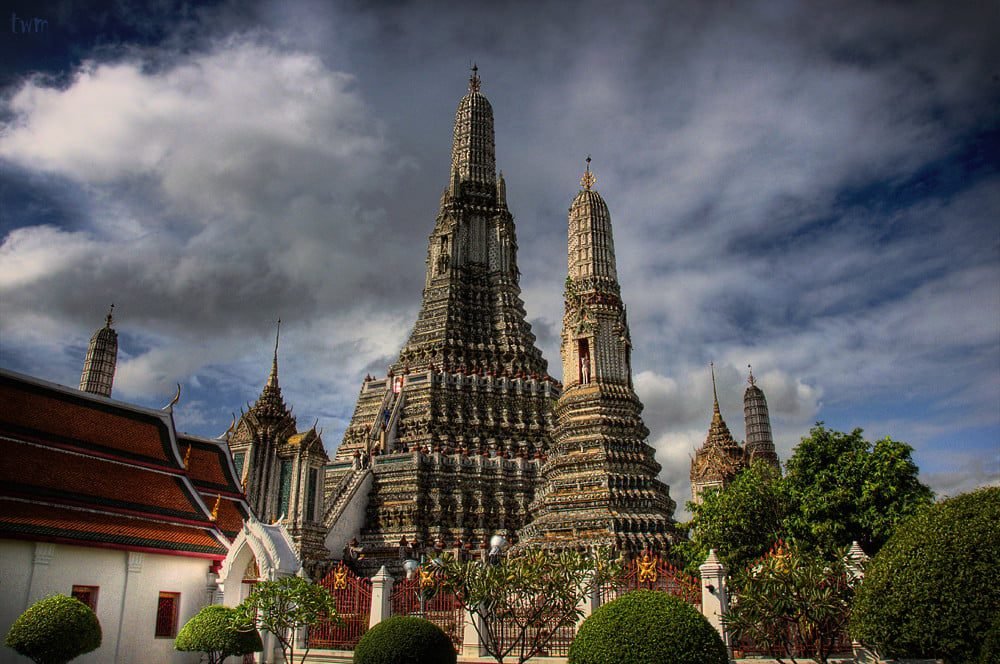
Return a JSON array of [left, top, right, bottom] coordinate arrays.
[[578, 339, 591, 385], [71, 585, 98, 612], [154, 592, 180, 638]]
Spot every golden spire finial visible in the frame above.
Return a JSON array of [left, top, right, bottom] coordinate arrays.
[[105, 303, 115, 328], [210, 494, 221, 521], [183, 444, 191, 469], [748, 364, 756, 387], [710, 362, 720, 414], [581, 155, 596, 190], [469, 63, 481, 93]]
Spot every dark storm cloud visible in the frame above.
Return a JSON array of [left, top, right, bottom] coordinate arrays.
[[0, 0, 997, 510]]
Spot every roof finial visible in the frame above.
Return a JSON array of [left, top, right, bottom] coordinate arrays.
[[105, 303, 115, 328], [710, 362, 720, 414], [581, 154, 596, 190], [267, 319, 281, 388], [747, 364, 756, 387], [469, 63, 481, 93]]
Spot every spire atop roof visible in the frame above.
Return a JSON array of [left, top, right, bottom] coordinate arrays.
[[747, 363, 756, 387], [581, 155, 596, 191], [267, 319, 281, 390], [469, 63, 481, 93], [105, 303, 115, 328], [711, 362, 720, 415]]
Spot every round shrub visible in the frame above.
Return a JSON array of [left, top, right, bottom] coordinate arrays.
[[850, 487, 1000, 664], [4, 594, 102, 664], [980, 612, 1000, 664], [353, 616, 456, 664], [569, 590, 727, 664], [175, 605, 262, 664]]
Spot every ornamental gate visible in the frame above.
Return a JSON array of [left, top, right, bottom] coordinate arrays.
[[310, 564, 371, 649], [600, 550, 701, 607], [389, 569, 463, 650]]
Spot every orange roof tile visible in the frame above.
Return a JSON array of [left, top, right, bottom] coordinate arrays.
[[0, 374, 177, 466], [0, 498, 226, 557], [199, 493, 249, 540], [1, 438, 205, 521], [181, 436, 240, 493]]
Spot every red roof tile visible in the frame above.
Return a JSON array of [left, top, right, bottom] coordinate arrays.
[[199, 493, 249, 540], [181, 437, 240, 493], [1, 438, 205, 521], [0, 375, 177, 466], [0, 498, 227, 557]]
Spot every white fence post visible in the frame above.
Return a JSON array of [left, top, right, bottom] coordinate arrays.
[[699, 549, 731, 655], [462, 607, 485, 658], [369, 565, 394, 628]]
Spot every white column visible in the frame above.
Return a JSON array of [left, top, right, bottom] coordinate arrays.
[[26, 542, 55, 604], [114, 551, 144, 664], [369, 566, 394, 628], [699, 549, 730, 654], [462, 607, 485, 658], [575, 573, 600, 629]]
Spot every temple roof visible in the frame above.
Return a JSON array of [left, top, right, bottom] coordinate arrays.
[[0, 368, 245, 558]]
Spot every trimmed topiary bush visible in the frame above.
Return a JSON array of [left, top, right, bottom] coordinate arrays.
[[980, 612, 1000, 664], [4, 594, 102, 664], [175, 604, 262, 664], [850, 487, 1000, 664], [569, 590, 727, 664], [353, 616, 456, 664]]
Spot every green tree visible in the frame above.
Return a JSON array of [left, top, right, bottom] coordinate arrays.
[[4, 594, 101, 664], [353, 616, 456, 664], [438, 548, 620, 664], [725, 543, 855, 664], [569, 590, 727, 664], [783, 424, 932, 553], [850, 487, 1000, 663], [676, 460, 788, 574], [234, 575, 340, 664], [175, 605, 262, 664]]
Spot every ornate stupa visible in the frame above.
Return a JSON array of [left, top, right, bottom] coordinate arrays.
[[331, 69, 558, 572], [690, 363, 748, 503], [79, 305, 118, 397], [744, 365, 780, 470], [518, 159, 678, 552]]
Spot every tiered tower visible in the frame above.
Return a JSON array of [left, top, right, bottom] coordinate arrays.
[[332, 70, 557, 570], [79, 305, 118, 397], [743, 365, 780, 470], [227, 323, 329, 571], [518, 160, 677, 552], [690, 364, 747, 504]]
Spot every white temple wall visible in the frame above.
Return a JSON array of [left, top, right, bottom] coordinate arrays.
[[0, 539, 213, 664]]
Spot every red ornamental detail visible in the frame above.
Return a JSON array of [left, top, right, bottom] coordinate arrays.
[[309, 564, 372, 650], [390, 573, 462, 651], [600, 551, 701, 606]]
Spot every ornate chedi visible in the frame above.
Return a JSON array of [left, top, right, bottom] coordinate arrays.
[[518, 160, 678, 552], [690, 364, 751, 504], [744, 365, 780, 470], [79, 305, 118, 397], [227, 322, 330, 573], [331, 69, 557, 573]]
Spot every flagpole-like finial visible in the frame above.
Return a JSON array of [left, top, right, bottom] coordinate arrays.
[[748, 364, 756, 386], [469, 63, 481, 93], [710, 362, 720, 414], [581, 154, 596, 190], [106, 303, 115, 327]]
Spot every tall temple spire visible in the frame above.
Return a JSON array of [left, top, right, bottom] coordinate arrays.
[[744, 364, 780, 471], [250, 320, 292, 422], [79, 304, 118, 397], [449, 64, 496, 191], [392, 70, 547, 377], [519, 166, 676, 552], [691, 364, 746, 503]]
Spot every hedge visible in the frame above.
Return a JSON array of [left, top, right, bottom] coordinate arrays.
[[353, 616, 456, 664], [4, 594, 102, 664], [569, 590, 727, 664]]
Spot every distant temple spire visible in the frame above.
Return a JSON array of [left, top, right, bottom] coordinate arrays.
[[690, 363, 744, 503], [267, 319, 281, 390], [79, 304, 118, 397], [744, 364, 780, 471], [711, 361, 720, 414]]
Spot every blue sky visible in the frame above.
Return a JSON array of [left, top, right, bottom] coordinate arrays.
[[1, 0, 997, 513]]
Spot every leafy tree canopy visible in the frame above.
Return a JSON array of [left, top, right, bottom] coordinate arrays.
[[4, 594, 101, 664], [234, 575, 339, 664], [676, 460, 787, 574], [175, 604, 262, 664], [681, 424, 934, 573], [850, 487, 1000, 663], [438, 548, 620, 664], [783, 424, 933, 553]]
